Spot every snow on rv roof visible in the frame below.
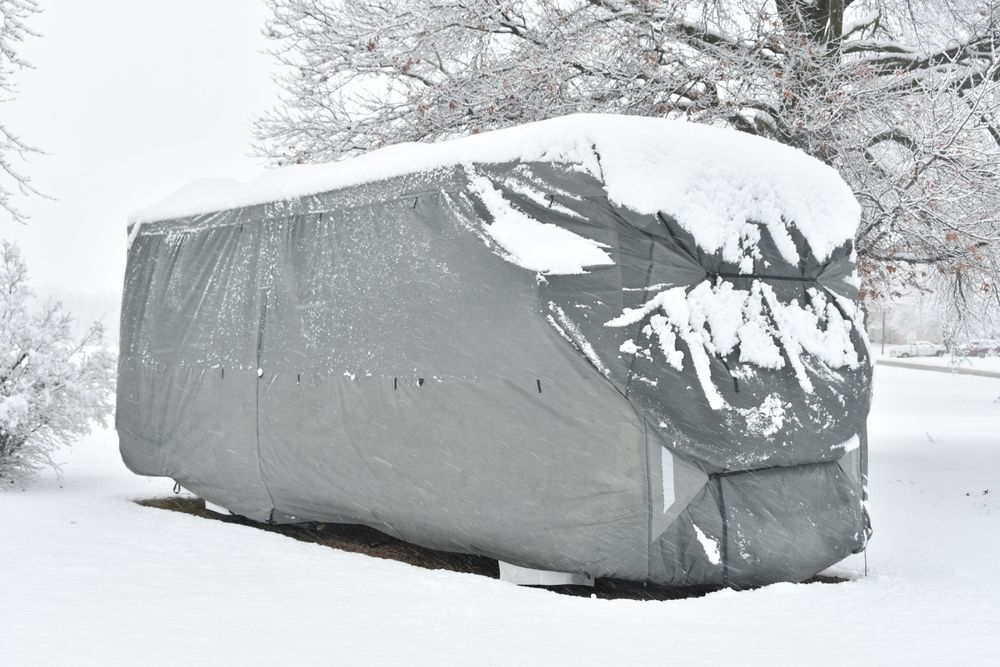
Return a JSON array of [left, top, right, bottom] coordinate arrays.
[[130, 113, 860, 262]]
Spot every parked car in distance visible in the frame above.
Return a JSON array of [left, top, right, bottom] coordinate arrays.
[[890, 341, 946, 358], [956, 339, 1000, 357]]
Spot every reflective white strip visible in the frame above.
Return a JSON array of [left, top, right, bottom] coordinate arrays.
[[662, 449, 675, 513]]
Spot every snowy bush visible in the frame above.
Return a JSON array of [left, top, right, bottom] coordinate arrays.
[[0, 241, 115, 484]]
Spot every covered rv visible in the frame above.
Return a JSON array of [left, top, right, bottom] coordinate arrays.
[[119, 114, 871, 588]]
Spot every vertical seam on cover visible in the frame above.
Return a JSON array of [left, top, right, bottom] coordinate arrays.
[[622, 238, 657, 398], [717, 476, 730, 587], [254, 258, 277, 522], [642, 419, 653, 579]]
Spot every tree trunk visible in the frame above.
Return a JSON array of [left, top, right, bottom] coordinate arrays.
[[776, 0, 845, 48]]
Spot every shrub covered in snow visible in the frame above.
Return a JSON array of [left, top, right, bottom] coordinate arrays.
[[0, 241, 115, 484]]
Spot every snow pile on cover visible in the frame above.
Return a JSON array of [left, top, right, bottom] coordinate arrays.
[[607, 280, 860, 408], [546, 301, 611, 376], [465, 168, 614, 274], [131, 114, 860, 263]]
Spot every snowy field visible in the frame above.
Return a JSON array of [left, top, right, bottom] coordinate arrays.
[[3, 365, 998, 666], [876, 353, 1000, 375]]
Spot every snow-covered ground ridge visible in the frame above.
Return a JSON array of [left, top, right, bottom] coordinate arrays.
[[875, 353, 1000, 375], [131, 114, 860, 264]]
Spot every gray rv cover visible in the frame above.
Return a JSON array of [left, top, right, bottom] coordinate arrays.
[[119, 114, 871, 588]]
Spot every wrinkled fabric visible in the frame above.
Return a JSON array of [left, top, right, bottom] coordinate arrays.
[[118, 160, 870, 587]]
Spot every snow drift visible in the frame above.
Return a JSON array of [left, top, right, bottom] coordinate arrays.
[[118, 113, 872, 588]]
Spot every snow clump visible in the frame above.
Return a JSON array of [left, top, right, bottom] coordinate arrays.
[[607, 279, 860, 408]]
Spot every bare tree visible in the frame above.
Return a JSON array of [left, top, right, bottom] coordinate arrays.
[[255, 0, 1000, 320], [0, 0, 40, 224]]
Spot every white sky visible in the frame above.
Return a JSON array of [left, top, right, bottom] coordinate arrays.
[[3, 1, 277, 295]]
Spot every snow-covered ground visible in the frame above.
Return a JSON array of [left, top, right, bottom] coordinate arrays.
[[876, 352, 1000, 375], [3, 365, 998, 665]]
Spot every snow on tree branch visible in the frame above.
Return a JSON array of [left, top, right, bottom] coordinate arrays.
[[0, 242, 115, 485], [0, 0, 41, 224], [255, 0, 1000, 321]]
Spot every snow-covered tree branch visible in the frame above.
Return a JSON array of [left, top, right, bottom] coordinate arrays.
[[255, 0, 1000, 322], [0, 0, 40, 224], [0, 242, 115, 484]]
